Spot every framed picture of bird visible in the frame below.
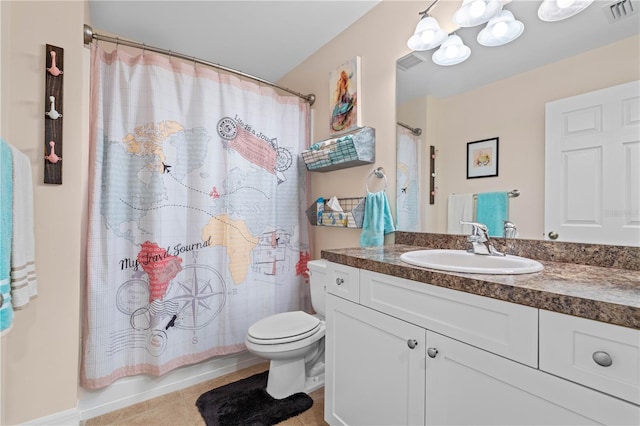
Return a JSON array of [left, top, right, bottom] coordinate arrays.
[[467, 137, 499, 179]]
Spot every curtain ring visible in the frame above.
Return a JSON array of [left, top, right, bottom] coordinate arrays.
[[142, 43, 146, 56], [115, 37, 119, 49], [169, 50, 172, 62], [193, 56, 197, 68]]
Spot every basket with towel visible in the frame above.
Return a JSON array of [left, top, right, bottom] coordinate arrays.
[[301, 127, 375, 172]]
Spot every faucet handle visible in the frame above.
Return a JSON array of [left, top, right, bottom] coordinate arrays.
[[460, 221, 488, 236]]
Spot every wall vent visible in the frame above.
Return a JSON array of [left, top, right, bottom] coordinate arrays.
[[397, 52, 428, 71], [603, 0, 638, 23]]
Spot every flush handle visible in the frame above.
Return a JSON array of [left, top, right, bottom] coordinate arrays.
[[592, 351, 613, 367]]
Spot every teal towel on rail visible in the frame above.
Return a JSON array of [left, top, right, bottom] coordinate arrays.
[[0, 138, 14, 333], [360, 191, 395, 247], [476, 191, 508, 237]]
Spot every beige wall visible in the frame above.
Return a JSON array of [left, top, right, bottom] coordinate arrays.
[[279, 1, 421, 257], [0, 1, 89, 424]]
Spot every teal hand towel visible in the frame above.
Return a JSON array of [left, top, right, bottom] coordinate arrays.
[[360, 191, 395, 247], [476, 191, 508, 237], [0, 138, 14, 333]]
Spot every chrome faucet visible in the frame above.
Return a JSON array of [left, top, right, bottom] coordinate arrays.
[[460, 221, 505, 256], [503, 221, 517, 238]]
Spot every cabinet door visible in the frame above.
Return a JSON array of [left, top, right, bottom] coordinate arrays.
[[426, 331, 639, 426], [325, 294, 426, 426]]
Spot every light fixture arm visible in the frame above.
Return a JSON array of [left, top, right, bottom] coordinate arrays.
[[419, 0, 441, 17]]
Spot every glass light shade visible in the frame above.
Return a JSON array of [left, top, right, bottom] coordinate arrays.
[[453, 0, 503, 27], [477, 10, 525, 47], [407, 16, 447, 51], [432, 35, 471, 66], [538, 0, 594, 21]]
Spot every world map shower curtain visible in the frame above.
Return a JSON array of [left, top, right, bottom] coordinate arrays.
[[82, 44, 310, 389]]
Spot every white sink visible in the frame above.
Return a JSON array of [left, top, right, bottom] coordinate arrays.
[[400, 249, 544, 275]]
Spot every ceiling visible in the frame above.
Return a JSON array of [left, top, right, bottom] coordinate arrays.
[[88, 0, 381, 82], [88, 1, 639, 103], [397, 0, 640, 103]]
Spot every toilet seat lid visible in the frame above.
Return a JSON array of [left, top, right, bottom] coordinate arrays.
[[247, 311, 321, 343]]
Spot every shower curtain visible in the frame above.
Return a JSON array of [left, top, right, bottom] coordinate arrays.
[[396, 125, 420, 231], [82, 44, 310, 389]]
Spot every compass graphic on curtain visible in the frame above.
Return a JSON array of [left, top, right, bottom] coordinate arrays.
[[169, 263, 227, 330]]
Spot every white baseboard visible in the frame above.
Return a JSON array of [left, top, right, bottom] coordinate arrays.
[[78, 351, 261, 421], [20, 407, 80, 426]]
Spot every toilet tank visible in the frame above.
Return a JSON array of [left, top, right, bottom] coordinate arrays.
[[307, 259, 327, 317]]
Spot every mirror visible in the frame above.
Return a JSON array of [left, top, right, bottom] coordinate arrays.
[[396, 0, 640, 244]]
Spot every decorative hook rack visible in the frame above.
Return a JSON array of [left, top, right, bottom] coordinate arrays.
[[44, 44, 64, 184]]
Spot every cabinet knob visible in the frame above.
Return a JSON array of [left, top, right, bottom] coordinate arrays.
[[407, 339, 418, 349], [335, 278, 344, 286], [592, 351, 613, 367], [548, 231, 559, 240], [427, 347, 439, 358]]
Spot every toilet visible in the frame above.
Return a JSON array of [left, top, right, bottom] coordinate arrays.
[[245, 259, 327, 399]]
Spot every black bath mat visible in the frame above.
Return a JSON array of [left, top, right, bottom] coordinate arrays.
[[195, 370, 314, 426]]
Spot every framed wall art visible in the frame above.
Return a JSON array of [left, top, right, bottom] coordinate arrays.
[[329, 56, 361, 135], [467, 137, 499, 179]]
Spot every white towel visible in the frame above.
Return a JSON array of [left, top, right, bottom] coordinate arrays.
[[10, 146, 37, 309], [447, 194, 474, 235]]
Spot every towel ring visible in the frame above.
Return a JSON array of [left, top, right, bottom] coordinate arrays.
[[366, 167, 387, 193]]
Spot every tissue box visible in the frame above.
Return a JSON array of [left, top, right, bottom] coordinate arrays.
[[321, 212, 348, 227]]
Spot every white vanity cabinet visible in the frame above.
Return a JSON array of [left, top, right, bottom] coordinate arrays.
[[426, 331, 638, 425], [325, 295, 426, 426], [324, 262, 640, 426]]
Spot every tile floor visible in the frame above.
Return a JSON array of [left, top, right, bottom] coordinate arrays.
[[83, 362, 328, 425]]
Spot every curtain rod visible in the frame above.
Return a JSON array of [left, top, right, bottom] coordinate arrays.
[[397, 121, 422, 136], [83, 24, 316, 106]]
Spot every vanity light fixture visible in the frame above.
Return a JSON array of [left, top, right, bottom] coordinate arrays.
[[453, 0, 503, 27], [477, 9, 525, 46], [538, 0, 595, 21], [432, 34, 471, 66], [407, 15, 448, 51], [407, 0, 447, 51]]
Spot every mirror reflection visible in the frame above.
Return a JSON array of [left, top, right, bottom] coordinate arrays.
[[396, 0, 640, 246]]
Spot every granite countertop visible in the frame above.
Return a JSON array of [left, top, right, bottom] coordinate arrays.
[[321, 244, 640, 330]]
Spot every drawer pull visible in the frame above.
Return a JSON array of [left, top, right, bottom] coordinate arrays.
[[592, 351, 613, 367], [407, 339, 418, 349], [335, 278, 344, 286], [427, 347, 439, 358]]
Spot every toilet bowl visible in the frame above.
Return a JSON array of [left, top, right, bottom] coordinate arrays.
[[245, 259, 327, 399]]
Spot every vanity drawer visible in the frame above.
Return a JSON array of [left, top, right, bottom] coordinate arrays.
[[540, 310, 640, 405], [326, 262, 360, 303], [360, 269, 538, 367]]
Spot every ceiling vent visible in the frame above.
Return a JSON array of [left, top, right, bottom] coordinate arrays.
[[603, 0, 638, 23], [397, 52, 429, 71]]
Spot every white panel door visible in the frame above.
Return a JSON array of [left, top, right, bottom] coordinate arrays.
[[545, 80, 640, 245]]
